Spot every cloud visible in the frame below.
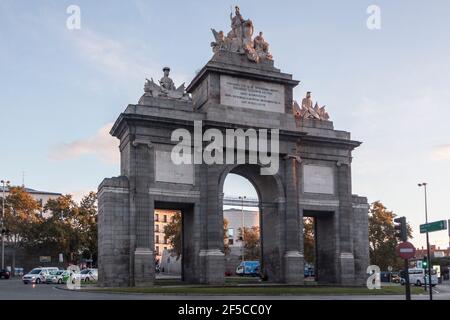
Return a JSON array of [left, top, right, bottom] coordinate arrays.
[[68, 189, 94, 204], [50, 123, 119, 165], [69, 28, 158, 81], [431, 144, 450, 161], [67, 27, 192, 89]]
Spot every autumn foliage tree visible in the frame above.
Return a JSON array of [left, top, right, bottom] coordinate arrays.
[[3, 187, 42, 271], [1, 187, 98, 267], [163, 212, 182, 258], [239, 226, 261, 260], [303, 217, 315, 264], [369, 201, 412, 270], [42, 193, 98, 264], [164, 213, 232, 258]]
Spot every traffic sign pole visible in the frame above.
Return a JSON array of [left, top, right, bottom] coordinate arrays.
[[396, 241, 415, 300], [404, 259, 411, 300], [426, 232, 432, 300]]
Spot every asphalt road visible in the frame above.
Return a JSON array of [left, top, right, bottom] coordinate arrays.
[[1, 279, 449, 300]]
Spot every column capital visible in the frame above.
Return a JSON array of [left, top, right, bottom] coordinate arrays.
[[284, 154, 302, 163], [132, 138, 154, 149]]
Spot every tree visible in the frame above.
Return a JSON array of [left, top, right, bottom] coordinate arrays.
[[3, 187, 42, 273], [43, 195, 81, 264], [223, 218, 230, 255], [78, 192, 98, 265], [369, 201, 413, 270], [164, 214, 231, 258], [42, 193, 98, 265], [303, 217, 315, 264], [239, 226, 261, 260], [1, 188, 98, 268], [163, 212, 182, 257]]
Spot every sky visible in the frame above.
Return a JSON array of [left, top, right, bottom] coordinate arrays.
[[1, 0, 449, 249]]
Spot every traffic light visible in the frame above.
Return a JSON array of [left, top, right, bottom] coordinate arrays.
[[394, 216, 407, 242], [422, 256, 428, 268]]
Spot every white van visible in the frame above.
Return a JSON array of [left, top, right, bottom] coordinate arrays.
[[401, 268, 438, 286], [22, 267, 59, 284]]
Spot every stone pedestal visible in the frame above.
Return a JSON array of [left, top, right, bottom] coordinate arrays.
[[133, 248, 154, 287], [339, 253, 356, 285], [283, 251, 304, 284], [199, 249, 225, 285]]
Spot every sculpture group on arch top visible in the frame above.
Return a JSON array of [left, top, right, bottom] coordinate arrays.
[[211, 5, 273, 63], [141, 6, 331, 121]]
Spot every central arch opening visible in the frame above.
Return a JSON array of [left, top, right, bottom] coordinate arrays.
[[221, 164, 284, 283], [223, 173, 261, 280]]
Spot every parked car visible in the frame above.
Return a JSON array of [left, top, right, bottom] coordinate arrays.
[[0, 269, 10, 279], [22, 267, 59, 284], [236, 261, 260, 276], [76, 268, 98, 282], [391, 272, 401, 283], [304, 266, 315, 278], [44, 270, 72, 284]]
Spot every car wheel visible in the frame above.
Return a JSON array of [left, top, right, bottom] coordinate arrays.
[[416, 280, 421, 286], [36, 278, 41, 284], [58, 279, 62, 284]]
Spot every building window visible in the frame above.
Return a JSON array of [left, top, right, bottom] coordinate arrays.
[[155, 214, 159, 222], [229, 239, 234, 245], [156, 246, 159, 255], [155, 224, 159, 232], [156, 235, 159, 244], [227, 228, 234, 238], [163, 215, 167, 223]]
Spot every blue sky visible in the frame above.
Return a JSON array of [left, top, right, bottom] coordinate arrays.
[[1, 1, 449, 249]]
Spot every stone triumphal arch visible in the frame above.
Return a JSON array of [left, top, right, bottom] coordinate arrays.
[[98, 9, 369, 287]]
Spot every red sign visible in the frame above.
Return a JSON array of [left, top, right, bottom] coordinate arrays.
[[396, 242, 416, 260]]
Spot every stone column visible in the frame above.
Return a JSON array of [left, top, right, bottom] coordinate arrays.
[[283, 156, 304, 284], [97, 176, 130, 287], [352, 196, 370, 285], [199, 164, 225, 284], [182, 204, 200, 283], [260, 201, 282, 282], [130, 139, 155, 286], [337, 162, 355, 285], [315, 214, 337, 283]]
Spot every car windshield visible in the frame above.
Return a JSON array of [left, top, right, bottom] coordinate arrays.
[[80, 269, 90, 274], [29, 269, 42, 274], [50, 270, 63, 275]]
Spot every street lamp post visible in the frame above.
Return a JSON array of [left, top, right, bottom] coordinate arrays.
[[238, 196, 246, 263], [418, 182, 433, 301], [1, 180, 10, 270]]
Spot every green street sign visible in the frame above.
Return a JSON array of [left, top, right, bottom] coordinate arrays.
[[420, 220, 448, 234]]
